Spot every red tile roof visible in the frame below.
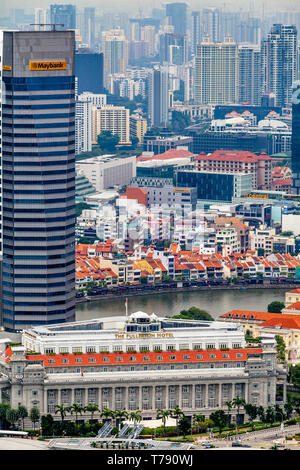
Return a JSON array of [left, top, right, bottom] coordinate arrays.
[[18, 348, 263, 367]]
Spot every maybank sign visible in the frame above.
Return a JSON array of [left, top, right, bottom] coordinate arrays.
[[246, 193, 269, 199], [29, 60, 67, 71]]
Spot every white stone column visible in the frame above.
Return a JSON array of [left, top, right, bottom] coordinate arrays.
[[191, 384, 195, 410], [111, 387, 115, 410], [165, 385, 169, 409], [218, 383, 222, 408], [178, 384, 182, 408], [138, 387, 142, 410]]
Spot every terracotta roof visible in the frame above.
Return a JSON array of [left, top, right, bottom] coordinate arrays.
[[18, 348, 263, 367], [195, 150, 272, 163]]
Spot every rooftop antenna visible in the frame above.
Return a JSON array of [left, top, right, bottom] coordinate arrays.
[[30, 24, 65, 31]]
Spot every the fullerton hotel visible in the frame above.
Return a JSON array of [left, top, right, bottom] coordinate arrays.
[[0, 312, 287, 423]]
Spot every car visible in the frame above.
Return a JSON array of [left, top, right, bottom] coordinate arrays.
[[201, 441, 212, 446], [232, 442, 251, 447]]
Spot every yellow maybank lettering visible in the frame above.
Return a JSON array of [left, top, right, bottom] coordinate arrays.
[[247, 193, 269, 199], [2, 65, 12, 71], [29, 60, 67, 71]]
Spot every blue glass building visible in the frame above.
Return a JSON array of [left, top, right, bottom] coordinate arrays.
[[1, 30, 76, 331], [292, 81, 300, 194], [75, 53, 104, 95]]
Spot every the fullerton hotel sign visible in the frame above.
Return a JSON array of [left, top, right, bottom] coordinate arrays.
[[114, 332, 174, 339]]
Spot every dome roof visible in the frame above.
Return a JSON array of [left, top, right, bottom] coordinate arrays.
[[258, 119, 288, 129]]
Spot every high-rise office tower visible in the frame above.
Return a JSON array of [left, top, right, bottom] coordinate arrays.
[[34, 8, 48, 31], [165, 3, 187, 35], [75, 52, 104, 95], [83, 7, 95, 49], [50, 4, 76, 30], [1, 30, 76, 331], [148, 67, 170, 127], [291, 81, 300, 195], [102, 29, 128, 89], [159, 32, 187, 64], [194, 36, 239, 105], [238, 44, 261, 105], [141, 26, 156, 57], [202, 7, 220, 42], [75, 94, 93, 154], [297, 42, 300, 80], [261, 24, 297, 107], [191, 11, 201, 56]]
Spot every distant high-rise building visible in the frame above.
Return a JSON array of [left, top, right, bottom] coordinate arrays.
[[165, 3, 187, 35], [141, 25, 156, 57], [92, 105, 131, 145], [1, 30, 76, 331], [148, 67, 170, 127], [297, 41, 300, 80], [202, 7, 220, 42], [191, 11, 201, 56], [75, 52, 104, 95], [83, 7, 95, 49], [261, 24, 297, 107], [159, 32, 186, 64], [238, 44, 261, 105], [102, 29, 128, 89], [194, 36, 239, 105], [75, 94, 93, 154], [34, 8, 48, 31], [50, 4, 76, 30], [291, 81, 300, 195]]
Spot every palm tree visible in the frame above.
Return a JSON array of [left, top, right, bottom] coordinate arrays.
[[129, 410, 142, 427], [101, 407, 115, 423], [244, 403, 258, 430], [29, 407, 40, 431], [85, 403, 99, 422], [171, 405, 184, 427], [225, 400, 233, 424], [257, 406, 266, 423], [156, 409, 172, 436], [114, 409, 129, 430], [232, 396, 245, 426], [192, 413, 205, 433], [70, 403, 84, 424], [55, 404, 69, 424], [6, 408, 19, 429], [17, 405, 28, 431]]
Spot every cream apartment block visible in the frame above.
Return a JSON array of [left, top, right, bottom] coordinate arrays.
[[92, 105, 131, 145]]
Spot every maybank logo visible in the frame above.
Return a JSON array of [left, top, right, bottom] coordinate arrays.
[[29, 60, 67, 71], [2, 65, 12, 71]]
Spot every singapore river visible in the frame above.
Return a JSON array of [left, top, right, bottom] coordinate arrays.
[[76, 287, 289, 321]]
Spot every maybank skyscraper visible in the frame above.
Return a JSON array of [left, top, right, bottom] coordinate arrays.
[[1, 30, 76, 331], [292, 81, 300, 195]]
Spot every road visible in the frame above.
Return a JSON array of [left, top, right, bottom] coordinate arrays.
[[0, 437, 49, 450]]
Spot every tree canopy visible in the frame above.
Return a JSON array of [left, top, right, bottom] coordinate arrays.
[[97, 131, 120, 153], [268, 301, 285, 313], [171, 306, 213, 321]]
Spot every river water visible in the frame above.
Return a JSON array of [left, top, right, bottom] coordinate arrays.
[[76, 287, 289, 321]]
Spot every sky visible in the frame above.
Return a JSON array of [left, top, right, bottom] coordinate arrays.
[[1, 0, 300, 17]]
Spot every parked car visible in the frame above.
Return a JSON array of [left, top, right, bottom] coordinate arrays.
[[232, 442, 251, 447]]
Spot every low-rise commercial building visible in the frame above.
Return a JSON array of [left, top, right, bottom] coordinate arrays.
[[76, 155, 136, 192]]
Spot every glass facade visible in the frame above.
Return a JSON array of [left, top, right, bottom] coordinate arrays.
[[176, 171, 234, 202], [1, 30, 76, 330]]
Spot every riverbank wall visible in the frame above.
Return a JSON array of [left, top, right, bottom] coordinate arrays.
[[76, 282, 299, 305]]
